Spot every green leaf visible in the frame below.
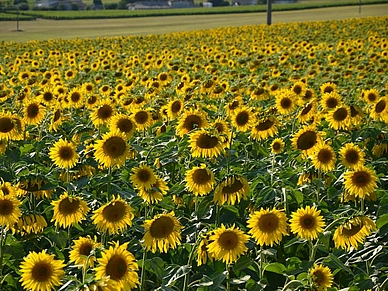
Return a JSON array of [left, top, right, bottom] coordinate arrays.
[[324, 253, 352, 274], [165, 265, 191, 286], [230, 275, 251, 285], [233, 256, 253, 271], [264, 262, 286, 274], [211, 271, 227, 289], [144, 257, 166, 281], [376, 213, 388, 229]]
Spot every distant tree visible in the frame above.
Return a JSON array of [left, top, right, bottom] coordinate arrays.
[[92, 0, 104, 9], [118, 0, 136, 9], [209, 0, 229, 6]]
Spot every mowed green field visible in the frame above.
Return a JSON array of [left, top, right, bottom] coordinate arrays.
[[1, 4, 387, 43]]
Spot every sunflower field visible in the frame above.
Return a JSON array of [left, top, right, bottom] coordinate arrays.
[[0, 15, 388, 291]]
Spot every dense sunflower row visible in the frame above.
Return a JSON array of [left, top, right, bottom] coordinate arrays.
[[0, 16, 387, 291]]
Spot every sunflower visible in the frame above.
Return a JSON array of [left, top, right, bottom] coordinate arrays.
[[289, 205, 325, 240], [69, 236, 100, 268], [0, 193, 21, 227], [349, 104, 364, 127], [326, 105, 351, 130], [310, 264, 333, 291], [49, 107, 63, 132], [91, 100, 115, 128], [49, 138, 79, 169], [225, 96, 244, 116], [167, 99, 184, 120], [275, 89, 297, 115], [213, 175, 249, 205], [92, 195, 134, 235], [132, 108, 154, 131], [333, 216, 376, 251], [94, 131, 133, 169], [137, 177, 169, 204], [130, 164, 157, 191], [362, 88, 379, 104], [320, 82, 337, 95], [94, 241, 139, 291], [270, 138, 285, 154], [19, 250, 65, 291], [23, 99, 46, 125], [17, 178, 53, 199], [143, 211, 182, 253], [339, 143, 365, 169], [230, 106, 255, 132], [12, 214, 47, 236], [292, 125, 323, 156], [185, 164, 215, 196], [197, 232, 214, 266], [0, 112, 24, 141], [39, 87, 56, 106], [297, 101, 317, 123], [247, 208, 288, 247], [369, 97, 388, 122], [343, 165, 378, 199], [320, 91, 342, 111], [212, 117, 231, 145], [109, 114, 136, 139], [67, 88, 84, 109], [207, 224, 249, 264], [311, 143, 336, 172], [250, 116, 279, 141], [0, 181, 17, 196], [189, 129, 225, 159], [51, 192, 89, 228], [176, 108, 208, 136]]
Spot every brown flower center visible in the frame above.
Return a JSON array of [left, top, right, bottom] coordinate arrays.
[[345, 149, 359, 164], [218, 231, 238, 250], [258, 213, 279, 233], [58, 197, 80, 215], [280, 98, 292, 109], [150, 216, 174, 238], [134, 111, 149, 124], [0, 117, 14, 133], [325, 97, 338, 108], [59, 146, 74, 161], [375, 99, 386, 114], [71, 92, 81, 103], [300, 215, 315, 229], [0, 200, 13, 215], [106, 255, 128, 281], [235, 111, 249, 126], [196, 134, 219, 149], [297, 130, 317, 150], [170, 101, 182, 113], [32, 262, 52, 282], [79, 243, 93, 256], [102, 136, 126, 158], [102, 201, 126, 222], [117, 119, 134, 133], [352, 171, 370, 187], [222, 179, 243, 194], [183, 115, 202, 131], [97, 105, 113, 120], [192, 169, 211, 185], [342, 223, 362, 237], [317, 148, 333, 163], [333, 107, 348, 121], [256, 119, 274, 131]]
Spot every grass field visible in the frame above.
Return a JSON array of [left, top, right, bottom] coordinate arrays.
[[1, 3, 387, 43]]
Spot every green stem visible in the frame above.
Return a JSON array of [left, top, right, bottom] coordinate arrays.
[[183, 234, 202, 291], [270, 153, 275, 187], [107, 166, 112, 202], [308, 239, 317, 262], [0, 227, 8, 280], [281, 279, 305, 291], [226, 263, 230, 291], [259, 246, 264, 280], [140, 204, 148, 291]]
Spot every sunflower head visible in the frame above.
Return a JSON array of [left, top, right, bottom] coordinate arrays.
[[310, 264, 333, 290], [49, 139, 79, 169], [290, 205, 325, 240]]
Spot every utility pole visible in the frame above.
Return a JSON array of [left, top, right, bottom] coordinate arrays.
[[267, 0, 272, 25]]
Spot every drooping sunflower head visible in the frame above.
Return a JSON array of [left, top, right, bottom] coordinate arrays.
[[247, 208, 288, 247], [289, 205, 325, 240], [94, 241, 139, 291], [94, 131, 133, 169], [333, 216, 376, 251], [49, 138, 79, 169], [189, 129, 225, 159], [310, 264, 334, 291], [343, 165, 378, 199], [370, 97, 388, 121], [311, 143, 336, 172], [297, 101, 317, 123], [51, 192, 89, 228], [92, 195, 134, 235], [19, 250, 65, 291], [185, 164, 215, 196], [207, 224, 250, 264], [230, 106, 256, 132], [12, 213, 47, 236], [176, 108, 208, 136], [213, 175, 249, 206], [0, 181, 17, 196], [143, 211, 182, 253]]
